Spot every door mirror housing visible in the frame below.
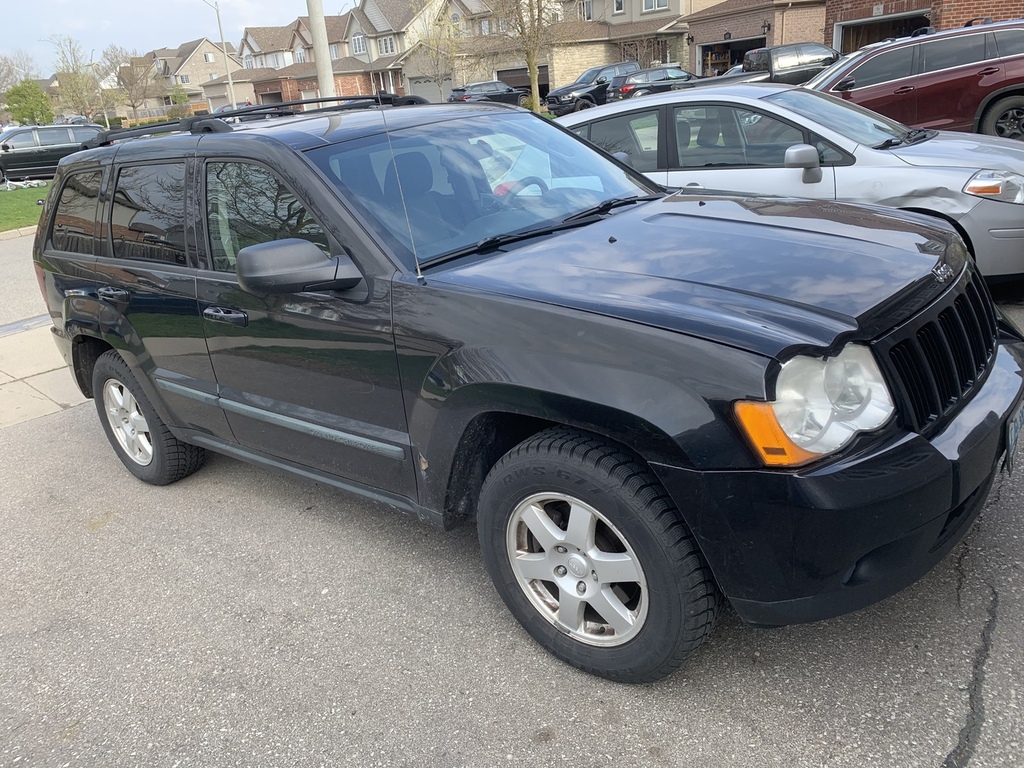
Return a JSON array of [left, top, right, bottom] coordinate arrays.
[[784, 143, 823, 184], [834, 76, 856, 92], [596, 76, 608, 84], [237, 238, 362, 294]]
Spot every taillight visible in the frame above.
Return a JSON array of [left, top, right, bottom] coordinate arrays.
[[620, 84, 635, 93]]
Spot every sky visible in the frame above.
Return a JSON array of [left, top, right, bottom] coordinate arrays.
[[4, 0, 356, 76]]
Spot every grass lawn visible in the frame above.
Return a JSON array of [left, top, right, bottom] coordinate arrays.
[[0, 185, 49, 232]]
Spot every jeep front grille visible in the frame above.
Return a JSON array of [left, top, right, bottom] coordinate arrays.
[[881, 270, 997, 434]]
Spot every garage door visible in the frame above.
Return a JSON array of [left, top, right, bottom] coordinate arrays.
[[496, 66, 549, 97], [408, 77, 451, 103]]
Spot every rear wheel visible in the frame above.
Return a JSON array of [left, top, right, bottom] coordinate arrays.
[[517, 94, 529, 108], [477, 427, 721, 683], [981, 96, 1024, 140], [632, 89, 651, 98], [92, 351, 206, 485]]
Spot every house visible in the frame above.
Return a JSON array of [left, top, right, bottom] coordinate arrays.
[[136, 38, 241, 118]]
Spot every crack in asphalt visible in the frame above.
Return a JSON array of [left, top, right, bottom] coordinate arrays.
[[954, 544, 969, 611], [941, 583, 999, 768]]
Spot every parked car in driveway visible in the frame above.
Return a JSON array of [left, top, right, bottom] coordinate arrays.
[[607, 66, 700, 100], [558, 82, 1024, 279], [33, 99, 1024, 683], [804, 18, 1024, 139], [447, 80, 530, 106], [545, 61, 641, 115], [0, 124, 101, 181]]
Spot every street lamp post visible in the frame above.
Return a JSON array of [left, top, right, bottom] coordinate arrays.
[[201, 0, 238, 108]]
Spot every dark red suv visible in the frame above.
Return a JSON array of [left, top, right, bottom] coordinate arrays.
[[805, 19, 1024, 139]]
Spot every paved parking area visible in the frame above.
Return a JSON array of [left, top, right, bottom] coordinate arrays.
[[1, 233, 1023, 766]]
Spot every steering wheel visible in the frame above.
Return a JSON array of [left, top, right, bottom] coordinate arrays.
[[498, 175, 549, 203]]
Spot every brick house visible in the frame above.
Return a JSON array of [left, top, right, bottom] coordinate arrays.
[[141, 38, 241, 115], [683, 0, 826, 75]]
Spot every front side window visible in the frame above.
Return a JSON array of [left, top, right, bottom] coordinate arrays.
[[110, 163, 187, 265], [3, 131, 36, 149], [353, 34, 367, 55], [206, 162, 329, 273], [995, 29, 1024, 57], [920, 34, 986, 73], [846, 47, 915, 88], [51, 171, 103, 255], [377, 36, 396, 56], [673, 106, 747, 168]]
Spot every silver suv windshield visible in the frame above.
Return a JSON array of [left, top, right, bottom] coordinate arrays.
[[306, 111, 655, 270], [765, 87, 908, 146]]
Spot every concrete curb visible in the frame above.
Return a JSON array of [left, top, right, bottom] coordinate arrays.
[[0, 225, 37, 241]]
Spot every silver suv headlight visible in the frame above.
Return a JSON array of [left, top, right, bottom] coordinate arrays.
[[735, 344, 895, 467], [964, 170, 1024, 204]]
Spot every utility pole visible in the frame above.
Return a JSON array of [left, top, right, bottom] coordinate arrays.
[[307, 0, 337, 100], [201, 0, 238, 107]]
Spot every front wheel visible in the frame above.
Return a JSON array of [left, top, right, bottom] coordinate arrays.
[[92, 351, 206, 485], [981, 96, 1024, 140], [573, 99, 594, 111], [477, 428, 721, 683]]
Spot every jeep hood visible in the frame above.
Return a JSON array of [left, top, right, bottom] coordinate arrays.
[[890, 131, 1024, 171], [429, 193, 964, 359], [547, 82, 593, 97]]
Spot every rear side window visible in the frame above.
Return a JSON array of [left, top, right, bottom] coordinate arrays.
[[774, 47, 801, 70], [37, 128, 72, 147], [848, 46, 915, 88], [588, 110, 659, 172], [51, 171, 102, 255], [71, 127, 100, 143], [205, 162, 329, 273], [994, 29, 1024, 57], [110, 163, 187, 264], [920, 34, 986, 73]]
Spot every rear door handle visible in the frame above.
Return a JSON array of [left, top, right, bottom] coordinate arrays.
[[893, 86, 915, 95], [977, 67, 1000, 76], [203, 306, 248, 327], [97, 286, 129, 302]]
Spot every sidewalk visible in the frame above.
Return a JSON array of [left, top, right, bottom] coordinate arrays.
[[0, 225, 39, 241]]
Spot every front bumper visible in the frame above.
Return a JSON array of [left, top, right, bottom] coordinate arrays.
[[546, 102, 576, 116], [959, 197, 1024, 280], [652, 338, 1024, 627]]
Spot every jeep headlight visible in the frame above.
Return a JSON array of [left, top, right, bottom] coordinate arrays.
[[734, 344, 894, 467], [964, 170, 1024, 204]]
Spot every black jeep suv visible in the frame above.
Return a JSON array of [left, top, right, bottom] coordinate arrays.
[[34, 99, 1024, 683]]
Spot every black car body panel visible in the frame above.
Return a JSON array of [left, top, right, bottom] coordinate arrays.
[[447, 80, 530, 105], [0, 124, 101, 180], [607, 66, 700, 100], [33, 102, 1024, 638]]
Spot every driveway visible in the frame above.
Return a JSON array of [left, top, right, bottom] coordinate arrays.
[[1, 232, 1023, 766]]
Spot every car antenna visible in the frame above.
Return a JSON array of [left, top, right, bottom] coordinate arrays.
[[376, 108, 425, 283]]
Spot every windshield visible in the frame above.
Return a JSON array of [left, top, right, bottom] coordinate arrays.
[[574, 66, 603, 85], [765, 87, 910, 146], [803, 52, 860, 89], [306, 112, 655, 270]]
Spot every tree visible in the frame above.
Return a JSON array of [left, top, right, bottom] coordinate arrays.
[[103, 45, 158, 123], [50, 35, 99, 118], [167, 85, 190, 118], [0, 50, 39, 96], [412, 4, 465, 101], [487, 0, 562, 113], [5, 80, 54, 125]]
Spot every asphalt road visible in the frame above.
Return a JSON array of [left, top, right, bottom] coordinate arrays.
[[2, 234, 1023, 767]]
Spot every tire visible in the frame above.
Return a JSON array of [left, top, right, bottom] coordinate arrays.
[[981, 96, 1024, 140], [92, 351, 206, 485], [517, 94, 529, 108], [477, 427, 721, 683], [573, 99, 594, 111]]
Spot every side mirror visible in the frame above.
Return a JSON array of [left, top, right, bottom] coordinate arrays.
[[237, 238, 362, 294], [834, 76, 856, 92], [612, 151, 633, 167], [784, 143, 823, 184], [597, 76, 608, 84], [0, 144, 9, 152]]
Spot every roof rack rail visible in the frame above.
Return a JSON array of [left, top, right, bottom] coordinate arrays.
[[82, 115, 232, 150], [910, 26, 936, 37], [965, 16, 994, 26]]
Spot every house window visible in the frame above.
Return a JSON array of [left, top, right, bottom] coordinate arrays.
[[208, 73, 217, 80], [244, 54, 254, 68], [614, 0, 624, 12], [377, 36, 396, 56], [579, 0, 593, 20], [330, 43, 339, 59], [353, 34, 367, 54], [643, 0, 668, 9], [295, 47, 306, 63], [179, 74, 190, 84], [481, 19, 490, 35], [204, 52, 216, 62]]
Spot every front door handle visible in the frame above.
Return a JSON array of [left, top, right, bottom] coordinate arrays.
[[97, 286, 129, 302], [893, 86, 915, 95], [203, 306, 249, 327], [977, 66, 1000, 76]]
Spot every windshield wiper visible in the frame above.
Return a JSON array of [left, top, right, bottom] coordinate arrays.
[[874, 128, 935, 150], [562, 193, 664, 223], [421, 219, 596, 268], [873, 136, 904, 149]]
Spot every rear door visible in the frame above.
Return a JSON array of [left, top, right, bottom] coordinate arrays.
[[0, 129, 40, 177], [35, 127, 75, 175], [578, 107, 667, 183], [913, 32, 995, 131]]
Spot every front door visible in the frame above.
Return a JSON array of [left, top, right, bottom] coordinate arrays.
[[195, 159, 416, 499]]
